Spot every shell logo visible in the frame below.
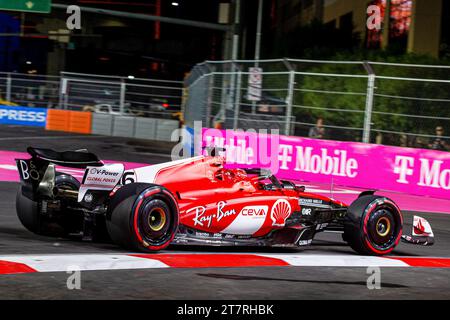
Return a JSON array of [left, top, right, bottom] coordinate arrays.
[[270, 199, 292, 227]]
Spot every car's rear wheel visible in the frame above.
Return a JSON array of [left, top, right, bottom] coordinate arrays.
[[343, 195, 403, 256], [16, 172, 80, 236], [106, 183, 179, 252]]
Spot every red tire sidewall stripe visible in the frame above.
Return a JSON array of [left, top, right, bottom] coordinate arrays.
[[145, 189, 179, 251], [132, 188, 179, 251], [132, 188, 160, 244]]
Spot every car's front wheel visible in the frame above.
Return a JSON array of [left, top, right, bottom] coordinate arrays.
[[343, 195, 403, 255], [106, 183, 179, 252]]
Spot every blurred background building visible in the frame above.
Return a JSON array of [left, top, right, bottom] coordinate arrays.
[[0, 0, 226, 78], [1, 0, 449, 78], [270, 0, 448, 58], [0, 0, 449, 149]]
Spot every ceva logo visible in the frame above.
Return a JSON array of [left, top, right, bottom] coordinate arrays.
[[394, 156, 450, 190], [240, 205, 268, 217]]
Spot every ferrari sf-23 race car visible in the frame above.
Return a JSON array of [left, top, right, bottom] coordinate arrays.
[[15, 147, 434, 255]]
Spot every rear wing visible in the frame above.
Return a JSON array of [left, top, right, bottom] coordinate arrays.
[[26, 147, 102, 168], [16, 158, 52, 201], [17, 156, 125, 203], [16, 147, 105, 201]]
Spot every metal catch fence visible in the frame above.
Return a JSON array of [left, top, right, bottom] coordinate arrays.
[[184, 59, 450, 150], [0, 71, 184, 120]]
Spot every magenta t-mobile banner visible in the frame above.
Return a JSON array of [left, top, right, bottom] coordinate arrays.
[[202, 128, 450, 200]]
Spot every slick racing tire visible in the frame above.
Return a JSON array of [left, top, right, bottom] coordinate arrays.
[[16, 172, 80, 236], [343, 195, 403, 256], [106, 183, 179, 252]]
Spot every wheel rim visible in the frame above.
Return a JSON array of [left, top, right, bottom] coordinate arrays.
[[147, 208, 166, 232], [376, 216, 391, 237], [366, 206, 400, 251], [138, 198, 172, 246]]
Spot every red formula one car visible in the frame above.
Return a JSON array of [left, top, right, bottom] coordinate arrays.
[[15, 147, 434, 255]]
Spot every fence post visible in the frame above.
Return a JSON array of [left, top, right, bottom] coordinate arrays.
[[6, 73, 12, 102], [233, 70, 242, 130], [205, 65, 215, 128], [219, 66, 228, 125], [362, 62, 376, 143], [58, 74, 68, 110], [225, 63, 238, 125], [363, 74, 376, 143], [120, 79, 126, 115], [285, 70, 295, 135]]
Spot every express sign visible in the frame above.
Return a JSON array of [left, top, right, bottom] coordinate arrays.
[[0, 0, 51, 13], [0, 106, 47, 127]]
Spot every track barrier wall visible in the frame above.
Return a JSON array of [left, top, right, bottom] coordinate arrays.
[[69, 111, 92, 134], [2, 106, 180, 141], [45, 110, 92, 134], [202, 129, 450, 200], [112, 116, 136, 138], [0, 70, 183, 141], [0, 105, 47, 127], [135, 118, 157, 140], [45, 109, 70, 131], [91, 113, 114, 136]]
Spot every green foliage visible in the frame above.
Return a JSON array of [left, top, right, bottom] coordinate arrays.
[[289, 51, 450, 143], [266, 19, 450, 143]]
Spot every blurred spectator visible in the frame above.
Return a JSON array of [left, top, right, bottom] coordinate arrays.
[[412, 136, 427, 149], [399, 134, 408, 147], [429, 126, 448, 151], [308, 117, 325, 139], [375, 132, 383, 145]]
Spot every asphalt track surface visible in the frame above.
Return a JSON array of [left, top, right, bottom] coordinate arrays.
[[0, 126, 449, 300]]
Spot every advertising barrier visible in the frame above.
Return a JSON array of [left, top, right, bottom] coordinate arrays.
[[45, 109, 92, 134], [0, 105, 47, 127], [45, 109, 70, 131], [202, 129, 450, 200], [0, 105, 178, 141]]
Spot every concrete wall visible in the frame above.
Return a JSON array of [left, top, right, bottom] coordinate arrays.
[[92, 113, 114, 136], [112, 116, 136, 138], [91, 113, 179, 141], [135, 118, 157, 140], [156, 120, 180, 142]]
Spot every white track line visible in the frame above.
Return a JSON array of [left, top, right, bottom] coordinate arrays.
[[260, 254, 409, 267], [1, 253, 441, 275], [2, 254, 169, 272]]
